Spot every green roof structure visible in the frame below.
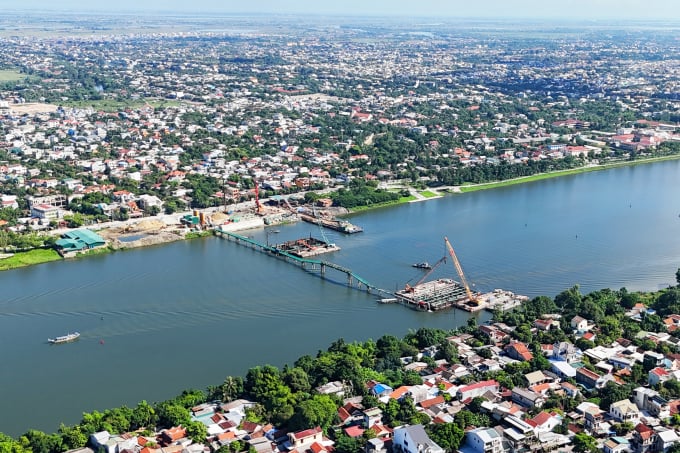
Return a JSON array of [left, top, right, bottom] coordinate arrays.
[[55, 229, 106, 252]]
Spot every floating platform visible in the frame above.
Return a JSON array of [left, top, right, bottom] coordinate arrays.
[[274, 236, 340, 258], [394, 278, 469, 311], [300, 214, 363, 234], [481, 289, 529, 312], [393, 280, 528, 313]]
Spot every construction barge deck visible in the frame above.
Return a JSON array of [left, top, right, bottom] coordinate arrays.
[[393, 280, 528, 313], [299, 214, 363, 234], [394, 279, 469, 311], [274, 236, 340, 258]]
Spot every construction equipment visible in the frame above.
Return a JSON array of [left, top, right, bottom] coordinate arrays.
[[254, 180, 264, 215], [404, 256, 446, 292], [444, 236, 477, 304]]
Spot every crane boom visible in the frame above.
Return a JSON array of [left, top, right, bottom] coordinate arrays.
[[254, 180, 263, 215], [444, 236, 476, 304]]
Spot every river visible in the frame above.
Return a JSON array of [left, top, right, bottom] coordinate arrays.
[[1, 160, 679, 436]]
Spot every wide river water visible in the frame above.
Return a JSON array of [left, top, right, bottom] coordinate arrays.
[[1, 160, 680, 435]]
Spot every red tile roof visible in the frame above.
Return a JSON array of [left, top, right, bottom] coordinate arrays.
[[420, 396, 445, 409], [344, 426, 365, 438], [531, 411, 553, 427]]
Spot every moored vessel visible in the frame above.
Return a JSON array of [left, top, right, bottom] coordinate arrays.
[[48, 332, 80, 344]]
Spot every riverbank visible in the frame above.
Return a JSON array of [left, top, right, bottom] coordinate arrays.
[[2, 153, 678, 272], [346, 153, 680, 213], [0, 248, 62, 271], [459, 154, 680, 193]]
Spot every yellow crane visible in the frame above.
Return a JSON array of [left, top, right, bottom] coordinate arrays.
[[444, 236, 477, 305]]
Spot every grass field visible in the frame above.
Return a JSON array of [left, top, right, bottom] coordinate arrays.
[[0, 69, 25, 82], [0, 249, 62, 271], [419, 190, 439, 198]]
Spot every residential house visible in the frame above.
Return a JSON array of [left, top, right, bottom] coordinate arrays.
[[478, 325, 508, 343], [576, 367, 607, 389], [505, 342, 533, 362], [609, 399, 641, 425], [534, 319, 559, 331], [643, 351, 665, 371], [369, 382, 394, 398], [160, 426, 187, 446], [363, 408, 382, 428], [528, 411, 561, 433], [366, 438, 390, 453], [552, 342, 582, 363], [511, 388, 545, 409], [392, 424, 444, 453], [560, 381, 580, 398], [288, 427, 323, 449], [633, 387, 670, 418], [649, 367, 672, 387], [456, 380, 499, 402], [315, 381, 346, 398], [632, 423, 655, 453], [462, 427, 504, 453], [655, 429, 680, 452], [571, 316, 589, 332], [551, 361, 577, 379], [89, 431, 139, 453], [583, 406, 607, 436], [603, 437, 631, 453], [524, 371, 549, 387]]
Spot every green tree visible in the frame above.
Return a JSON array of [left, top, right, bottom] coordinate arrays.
[[131, 400, 157, 430], [0, 432, 30, 453], [221, 376, 244, 403], [282, 367, 312, 394], [333, 433, 362, 453], [426, 423, 465, 453], [154, 402, 190, 428], [20, 430, 63, 453], [58, 424, 87, 450], [290, 395, 338, 430], [185, 421, 208, 444], [573, 432, 598, 453]]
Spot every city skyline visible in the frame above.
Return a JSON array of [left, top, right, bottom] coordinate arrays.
[[12, 0, 680, 20]]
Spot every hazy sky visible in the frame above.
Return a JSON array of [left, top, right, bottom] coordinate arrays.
[[12, 0, 680, 20]]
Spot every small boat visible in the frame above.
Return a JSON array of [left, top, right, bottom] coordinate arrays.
[[412, 262, 432, 270], [48, 332, 80, 344], [378, 298, 398, 304]]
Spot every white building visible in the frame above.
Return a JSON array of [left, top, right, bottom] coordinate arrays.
[[609, 399, 640, 424], [463, 427, 504, 453], [392, 425, 444, 453]]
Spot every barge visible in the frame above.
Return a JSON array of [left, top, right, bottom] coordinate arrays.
[[273, 236, 340, 258], [394, 278, 470, 311], [299, 214, 363, 234]]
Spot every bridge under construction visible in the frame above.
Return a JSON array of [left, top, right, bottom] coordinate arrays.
[[215, 228, 392, 298]]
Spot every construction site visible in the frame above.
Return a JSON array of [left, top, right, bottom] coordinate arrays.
[[274, 236, 340, 258], [393, 237, 526, 312]]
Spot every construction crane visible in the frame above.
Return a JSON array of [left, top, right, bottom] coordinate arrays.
[[404, 256, 447, 292], [254, 180, 264, 215], [444, 236, 477, 305]]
